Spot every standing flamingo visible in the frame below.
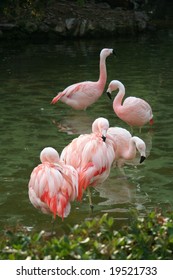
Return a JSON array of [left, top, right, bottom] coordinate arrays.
[[28, 147, 78, 220], [106, 80, 153, 128], [107, 126, 146, 167], [60, 117, 115, 204], [51, 48, 115, 110]]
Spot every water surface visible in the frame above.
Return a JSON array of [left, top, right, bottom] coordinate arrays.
[[0, 31, 173, 233]]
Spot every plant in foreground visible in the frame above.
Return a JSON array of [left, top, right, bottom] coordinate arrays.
[[0, 210, 173, 260]]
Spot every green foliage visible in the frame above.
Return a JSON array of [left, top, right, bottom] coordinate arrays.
[[76, 0, 85, 7], [0, 211, 173, 260], [2, 0, 47, 23]]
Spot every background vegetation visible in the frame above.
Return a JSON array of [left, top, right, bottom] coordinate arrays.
[[1, 0, 173, 20]]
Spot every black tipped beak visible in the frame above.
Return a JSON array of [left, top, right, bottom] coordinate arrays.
[[140, 156, 146, 163], [106, 91, 112, 100], [112, 49, 116, 56], [102, 135, 106, 142]]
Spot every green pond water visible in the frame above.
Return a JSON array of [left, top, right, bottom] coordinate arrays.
[[0, 31, 173, 234]]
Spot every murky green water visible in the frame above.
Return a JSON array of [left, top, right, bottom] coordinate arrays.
[[0, 31, 173, 233]]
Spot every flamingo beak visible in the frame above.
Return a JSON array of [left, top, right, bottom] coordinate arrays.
[[140, 156, 146, 163], [112, 49, 116, 56], [106, 91, 112, 99], [102, 129, 107, 142]]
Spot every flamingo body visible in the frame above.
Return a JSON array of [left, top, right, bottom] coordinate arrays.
[[106, 80, 153, 127], [28, 147, 78, 219], [60, 118, 115, 200], [107, 126, 146, 166], [51, 48, 115, 110]]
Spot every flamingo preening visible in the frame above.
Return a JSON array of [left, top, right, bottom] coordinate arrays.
[[60, 117, 115, 205], [28, 147, 78, 220]]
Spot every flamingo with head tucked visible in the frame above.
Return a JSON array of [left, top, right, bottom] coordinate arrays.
[[106, 80, 153, 128], [60, 117, 115, 204], [51, 48, 115, 110], [107, 126, 146, 167], [28, 147, 78, 220]]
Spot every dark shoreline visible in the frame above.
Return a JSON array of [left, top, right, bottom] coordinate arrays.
[[0, 1, 173, 42]]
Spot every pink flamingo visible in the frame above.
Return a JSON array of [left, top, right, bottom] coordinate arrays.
[[107, 126, 146, 167], [51, 48, 115, 110], [60, 117, 115, 205], [106, 80, 153, 128], [28, 147, 78, 220]]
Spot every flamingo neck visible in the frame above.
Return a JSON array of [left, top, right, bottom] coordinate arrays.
[[124, 138, 136, 160], [98, 55, 107, 88], [113, 86, 125, 109]]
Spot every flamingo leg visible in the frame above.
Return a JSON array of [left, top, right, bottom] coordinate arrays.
[[87, 188, 94, 212], [51, 216, 56, 235]]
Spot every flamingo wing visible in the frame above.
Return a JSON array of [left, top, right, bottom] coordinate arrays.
[[123, 97, 151, 112], [51, 81, 99, 108], [28, 163, 77, 219], [121, 97, 152, 126], [77, 137, 114, 200]]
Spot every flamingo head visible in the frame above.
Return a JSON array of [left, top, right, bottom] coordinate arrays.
[[106, 80, 125, 99], [92, 117, 109, 142], [106, 80, 117, 99], [40, 147, 60, 164], [100, 48, 116, 59], [133, 137, 146, 164]]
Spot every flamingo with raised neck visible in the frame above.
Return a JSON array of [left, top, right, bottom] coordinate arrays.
[[51, 48, 115, 110]]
